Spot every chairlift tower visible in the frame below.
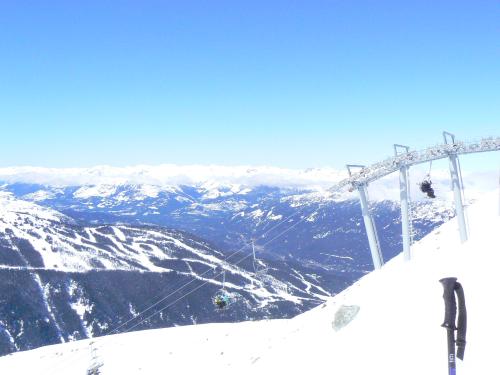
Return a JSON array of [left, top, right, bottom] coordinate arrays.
[[87, 341, 103, 375], [394, 144, 412, 261], [339, 134, 500, 269], [346, 165, 384, 270], [443, 131, 468, 243]]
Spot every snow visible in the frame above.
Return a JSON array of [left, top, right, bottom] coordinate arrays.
[[0, 192, 66, 224], [111, 227, 127, 242], [34, 274, 65, 343], [1, 165, 495, 195], [0, 194, 308, 317], [137, 184, 162, 198], [68, 280, 94, 338], [0, 165, 347, 190], [0, 194, 201, 272], [266, 211, 282, 221], [321, 253, 354, 260], [250, 209, 264, 219], [0, 189, 499, 374], [22, 189, 58, 201], [314, 231, 331, 239], [74, 185, 118, 199]]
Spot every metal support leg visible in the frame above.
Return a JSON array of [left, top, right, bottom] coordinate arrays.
[[357, 184, 384, 269], [399, 166, 411, 261], [449, 153, 468, 242]]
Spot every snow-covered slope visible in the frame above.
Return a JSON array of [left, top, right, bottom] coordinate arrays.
[[0, 193, 352, 355], [0, 175, 464, 274], [2, 166, 493, 279], [1, 190, 497, 374], [0, 192, 238, 273]]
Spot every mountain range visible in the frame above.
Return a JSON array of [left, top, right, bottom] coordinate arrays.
[[1, 165, 492, 355], [1, 179, 497, 374]]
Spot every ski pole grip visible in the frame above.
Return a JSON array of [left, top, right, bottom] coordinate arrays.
[[440, 277, 457, 329]]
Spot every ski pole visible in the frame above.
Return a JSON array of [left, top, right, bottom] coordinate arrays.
[[440, 277, 467, 375]]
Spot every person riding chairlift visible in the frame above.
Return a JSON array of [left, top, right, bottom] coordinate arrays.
[[214, 294, 229, 309], [420, 178, 436, 198]]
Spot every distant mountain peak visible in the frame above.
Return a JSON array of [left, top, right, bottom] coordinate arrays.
[[0, 165, 347, 190], [0, 191, 71, 225]]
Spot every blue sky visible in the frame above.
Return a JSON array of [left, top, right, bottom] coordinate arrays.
[[0, 1, 498, 169]]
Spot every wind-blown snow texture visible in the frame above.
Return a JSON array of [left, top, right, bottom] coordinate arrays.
[[1, 189, 498, 374]]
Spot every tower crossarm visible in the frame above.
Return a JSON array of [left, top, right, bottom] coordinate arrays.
[[328, 137, 500, 192]]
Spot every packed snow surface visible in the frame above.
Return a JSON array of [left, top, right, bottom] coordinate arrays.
[[1, 190, 499, 374]]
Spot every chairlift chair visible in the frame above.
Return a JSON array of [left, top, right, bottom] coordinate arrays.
[[213, 269, 231, 310], [213, 292, 230, 310], [420, 161, 436, 198], [420, 177, 436, 198]]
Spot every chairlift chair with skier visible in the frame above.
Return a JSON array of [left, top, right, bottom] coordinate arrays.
[[420, 161, 436, 199], [420, 178, 436, 198], [213, 269, 231, 310], [213, 293, 230, 310]]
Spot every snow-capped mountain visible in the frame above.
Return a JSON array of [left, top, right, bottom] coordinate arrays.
[[0, 165, 347, 190], [1, 187, 497, 374], [0, 166, 494, 358], [0, 193, 349, 356], [0, 175, 462, 273]]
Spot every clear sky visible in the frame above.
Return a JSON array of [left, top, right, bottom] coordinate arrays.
[[0, 1, 498, 169]]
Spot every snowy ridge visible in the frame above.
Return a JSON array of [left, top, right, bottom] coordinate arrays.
[[0, 170, 466, 278], [0, 194, 332, 316], [0, 192, 215, 273], [0, 192, 349, 357], [0, 192, 68, 224], [0, 165, 347, 191], [0, 165, 496, 199], [0, 194, 346, 353], [2, 189, 498, 374]]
